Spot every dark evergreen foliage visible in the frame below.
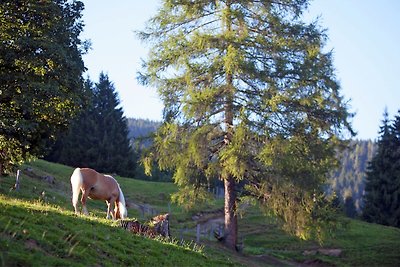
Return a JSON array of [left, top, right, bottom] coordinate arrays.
[[0, 0, 87, 175], [344, 196, 357, 218], [363, 110, 400, 227], [46, 73, 137, 177]]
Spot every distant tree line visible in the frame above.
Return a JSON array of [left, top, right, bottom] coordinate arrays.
[[126, 118, 171, 182], [329, 140, 377, 215], [127, 118, 160, 141]]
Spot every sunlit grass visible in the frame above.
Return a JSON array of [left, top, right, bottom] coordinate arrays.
[[0, 163, 236, 267], [1, 159, 399, 266]]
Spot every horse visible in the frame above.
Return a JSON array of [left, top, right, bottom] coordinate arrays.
[[70, 167, 128, 220]]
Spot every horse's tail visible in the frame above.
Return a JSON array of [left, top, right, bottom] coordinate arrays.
[[70, 168, 83, 209], [117, 184, 128, 219]]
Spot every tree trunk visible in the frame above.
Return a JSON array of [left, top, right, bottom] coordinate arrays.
[[222, 0, 237, 250], [223, 70, 237, 249], [223, 173, 238, 250]]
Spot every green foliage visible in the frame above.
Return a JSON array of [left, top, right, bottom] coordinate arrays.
[[0, 0, 87, 174], [138, 0, 354, 245], [46, 73, 137, 177], [363, 109, 400, 228]]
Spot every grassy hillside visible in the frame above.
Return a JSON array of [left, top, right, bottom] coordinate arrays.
[[1, 160, 399, 266], [0, 161, 235, 266]]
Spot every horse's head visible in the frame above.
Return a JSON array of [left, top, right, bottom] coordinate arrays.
[[115, 202, 128, 219]]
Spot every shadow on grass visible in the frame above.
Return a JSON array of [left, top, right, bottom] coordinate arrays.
[[0, 196, 233, 267]]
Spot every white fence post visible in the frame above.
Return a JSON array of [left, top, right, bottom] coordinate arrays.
[[196, 224, 201, 243], [14, 170, 21, 191]]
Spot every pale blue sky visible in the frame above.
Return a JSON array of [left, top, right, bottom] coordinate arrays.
[[81, 0, 400, 140]]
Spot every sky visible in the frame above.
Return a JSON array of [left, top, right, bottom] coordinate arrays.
[[80, 0, 400, 140]]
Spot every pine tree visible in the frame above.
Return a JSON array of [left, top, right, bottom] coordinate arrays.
[[139, 0, 353, 249], [47, 74, 137, 177], [91, 73, 137, 176], [363, 110, 400, 227]]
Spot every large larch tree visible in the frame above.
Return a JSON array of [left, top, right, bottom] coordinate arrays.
[[139, 0, 353, 249]]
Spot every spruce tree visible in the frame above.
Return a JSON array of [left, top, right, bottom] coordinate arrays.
[[91, 73, 136, 177], [363, 110, 400, 227], [139, 0, 353, 249], [47, 73, 137, 177]]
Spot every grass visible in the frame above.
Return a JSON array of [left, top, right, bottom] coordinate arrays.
[[0, 195, 233, 266], [236, 201, 400, 266], [1, 159, 400, 266], [0, 161, 237, 267]]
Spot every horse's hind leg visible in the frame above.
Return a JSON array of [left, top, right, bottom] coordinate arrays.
[[71, 190, 80, 215], [81, 189, 90, 215], [71, 168, 83, 215]]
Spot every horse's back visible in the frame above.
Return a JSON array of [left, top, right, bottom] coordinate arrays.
[[79, 168, 119, 200]]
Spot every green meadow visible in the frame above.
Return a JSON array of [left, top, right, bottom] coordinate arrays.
[[0, 160, 399, 266]]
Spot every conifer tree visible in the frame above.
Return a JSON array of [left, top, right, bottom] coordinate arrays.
[[139, 0, 353, 249], [47, 73, 137, 177], [363, 110, 400, 227], [91, 73, 137, 176]]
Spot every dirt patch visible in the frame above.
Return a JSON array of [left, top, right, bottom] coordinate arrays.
[[24, 239, 52, 257], [303, 248, 342, 257], [301, 258, 336, 266]]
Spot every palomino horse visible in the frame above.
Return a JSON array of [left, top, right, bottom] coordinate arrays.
[[70, 168, 128, 220]]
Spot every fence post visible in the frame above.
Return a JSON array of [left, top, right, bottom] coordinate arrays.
[[196, 224, 201, 243], [14, 170, 21, 191]]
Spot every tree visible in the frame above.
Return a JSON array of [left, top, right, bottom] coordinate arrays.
[[139, 0, 353, 249], [46, 73, 137, 177], [0, 0, 88, 175], [363, 110, 400, 227]]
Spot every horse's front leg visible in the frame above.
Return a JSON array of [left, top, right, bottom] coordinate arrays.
[[107, 197, 118, 220]]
